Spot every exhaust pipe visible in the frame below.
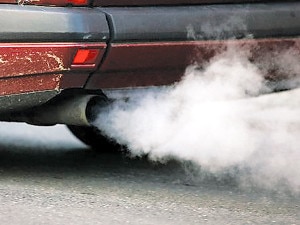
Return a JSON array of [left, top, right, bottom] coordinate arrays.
[[5, 92, 109, 126], [30, 95, 107, 126]]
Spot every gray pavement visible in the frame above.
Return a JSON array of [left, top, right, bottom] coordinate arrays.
[[0, 123, 299, 225]]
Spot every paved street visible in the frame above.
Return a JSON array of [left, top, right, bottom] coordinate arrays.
[[0, 123, 299, 225]]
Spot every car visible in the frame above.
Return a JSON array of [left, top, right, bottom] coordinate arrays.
[[0, 0, 299, 151]]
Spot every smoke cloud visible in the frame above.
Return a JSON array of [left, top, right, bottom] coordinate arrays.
[[93, 47, 300, 194]]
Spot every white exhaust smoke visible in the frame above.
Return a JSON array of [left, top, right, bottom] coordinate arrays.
[[93, 47, 300, 194]]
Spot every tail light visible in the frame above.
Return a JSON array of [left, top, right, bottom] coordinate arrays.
[[67, 0, 88, 5], [72, 48, 102, 69]]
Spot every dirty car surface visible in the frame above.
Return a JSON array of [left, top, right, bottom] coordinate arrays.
[[0, 0, 300, 149]]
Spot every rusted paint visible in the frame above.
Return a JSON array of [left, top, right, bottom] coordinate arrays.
[[0, 0, 287, 6], [0, 0, 88, 6], [0, 0, 17, 3], [86, 38, 300, 89], [0, 74, 63, 95], [0, 43, 105, 79], [0, 42, 106, 96]]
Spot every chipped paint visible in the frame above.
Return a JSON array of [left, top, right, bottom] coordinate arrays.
[[17, 0, 38, 5], [24, 56, 33, 63], [0, 74, 63, 96], [0, 57, 8, 64], [0, 42, 106, 96], [46, 53, 68, 71], [54, 74, 63, 91], [0, 43, 105, 78], [15, 0, 89, 6], [0, 44, 74, 78]]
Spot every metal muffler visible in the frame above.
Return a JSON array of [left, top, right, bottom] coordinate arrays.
[[5, 92, 109, 126]]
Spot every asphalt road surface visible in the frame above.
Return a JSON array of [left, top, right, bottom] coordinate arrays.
[[0, 123, 299, 225]]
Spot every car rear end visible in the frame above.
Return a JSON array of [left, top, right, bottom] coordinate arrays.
[[0, 0, 299, 126]]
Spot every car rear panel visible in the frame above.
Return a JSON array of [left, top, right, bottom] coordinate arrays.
[[0, 43, 106, 95], [0, 4, 109, 95], [86, 2, 300, 90]]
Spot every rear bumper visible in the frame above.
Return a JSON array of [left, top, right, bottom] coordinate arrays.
[[99, 2, 300, 42], [0, 4, 109, 42], [1, 2, 298, 44]]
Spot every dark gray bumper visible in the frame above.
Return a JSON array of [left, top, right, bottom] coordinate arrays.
[[100, 2, 300, 42], [0, 4, 109, 42], [1, 2, 300, 43]]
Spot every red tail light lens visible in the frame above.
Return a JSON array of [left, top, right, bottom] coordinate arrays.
[[67, 0, 88, 5], [72, 49, 101, 69]]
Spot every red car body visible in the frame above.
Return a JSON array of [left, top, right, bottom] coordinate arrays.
[[0, 0, 299, 132]]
